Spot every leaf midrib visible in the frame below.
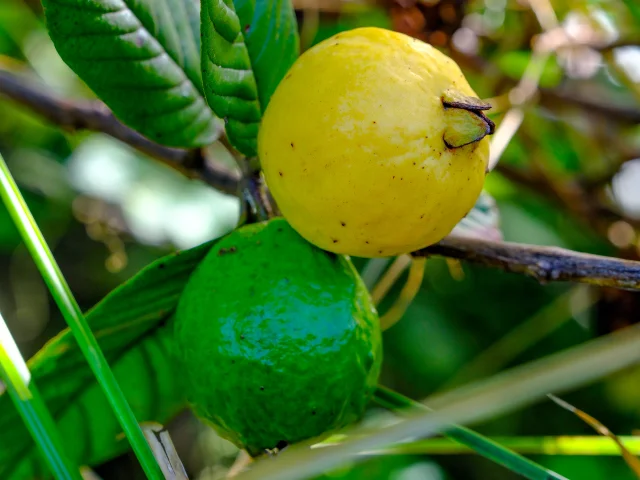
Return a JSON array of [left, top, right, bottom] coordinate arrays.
[[122, 0, 203, 95]]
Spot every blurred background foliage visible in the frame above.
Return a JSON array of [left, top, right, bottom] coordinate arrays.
[[2, 0, 640, 479]]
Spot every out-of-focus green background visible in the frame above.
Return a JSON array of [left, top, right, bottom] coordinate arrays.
[[2, 0, 640, 479]]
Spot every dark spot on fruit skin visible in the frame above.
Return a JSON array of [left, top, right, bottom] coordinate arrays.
[[158, 263, 165, 269], [373, 121, 377, 124], [365, 241, 370, 244], [279, 171, 283, 177], [340, 222, 346, 227], [378, 250, 383, 254], [240, 335, 245, 340], [420, 214, 425, 219], [218, 246, 237, 256], [312, 410, 316, 415], [260, 386, 265, 391], [412, 162, 416, 166], [285, 73, 292, 80], [393, 176, 395, 179], [332, 239, 339, 243], [277, 227, 283, 233], [157, 314, 169, 328], [290, 142, 295, 148]]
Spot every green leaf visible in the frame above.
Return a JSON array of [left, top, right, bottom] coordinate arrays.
[[41, 0, 220, 148], [0, 239, 215, 477], [201, 0, 299, 157]]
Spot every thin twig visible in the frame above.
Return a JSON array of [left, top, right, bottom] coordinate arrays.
[[415, 235, 640, 291], [0, 67, 241, 195]]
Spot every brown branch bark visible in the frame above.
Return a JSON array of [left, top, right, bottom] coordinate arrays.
[[5, 59, 640, 293], [416, 236, 640, 291], [0, 68, 241, 195]]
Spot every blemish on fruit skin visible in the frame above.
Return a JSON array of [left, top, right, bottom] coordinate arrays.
[[279, 171, 283, 177], [332, 239, 339, 244], [218, 246, 237, 256], [260, 386, 265, 391], [420, 214, 425, 219], [240, 335, 245, 340], [290, 142, 295, 149], [340, 222, 346, 227], [158, 263, 165, 269]]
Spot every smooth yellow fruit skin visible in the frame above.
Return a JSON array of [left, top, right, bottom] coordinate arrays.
[[258, 27, 490, 258]]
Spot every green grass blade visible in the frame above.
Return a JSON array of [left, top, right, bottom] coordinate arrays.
[[237, 323, 640, 480], [330, 436, 640, 456], [0, 237, 213, 476], [0, 312, 81, 480], [373, 386, 566, 480], [0, 153, 164, 480]]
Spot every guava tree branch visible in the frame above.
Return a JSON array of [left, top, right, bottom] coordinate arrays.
[[0, 68, 241, 195], [416, 236, 640, 291]]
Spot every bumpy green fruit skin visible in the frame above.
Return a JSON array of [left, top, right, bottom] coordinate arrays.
[[174, 218, 383, 456]]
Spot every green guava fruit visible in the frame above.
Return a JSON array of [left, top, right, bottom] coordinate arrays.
[[173, 218, 383, 456]]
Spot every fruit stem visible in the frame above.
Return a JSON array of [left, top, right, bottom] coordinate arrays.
[[243, 171, 276, 222]]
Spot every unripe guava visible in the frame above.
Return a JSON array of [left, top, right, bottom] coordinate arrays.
[[174, 218, 382, 455]]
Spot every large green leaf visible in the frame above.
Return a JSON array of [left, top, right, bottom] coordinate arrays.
[[201, 0, 299, 157], [0, 239, 215, 477], [41, 0, 220, 148]]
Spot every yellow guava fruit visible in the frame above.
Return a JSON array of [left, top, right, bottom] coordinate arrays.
[[258, 27, 493, 258]]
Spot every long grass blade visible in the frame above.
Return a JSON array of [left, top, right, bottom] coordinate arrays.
[[372, 386, 566, 480], [440, 286, 595, 390], [237, 323, 640, 480], [0, 153, 164, 479], [0, 311, 81, 480], [548, 394, 640, 477], [319, 436, 640, 456]]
